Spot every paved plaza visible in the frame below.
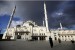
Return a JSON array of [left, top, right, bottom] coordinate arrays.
[[0, 41, 75, 50]]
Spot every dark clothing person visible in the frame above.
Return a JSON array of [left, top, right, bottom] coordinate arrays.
[[49, 37, 53, 48], [71, 40, 74, 43], [58, 38, 61, 43]]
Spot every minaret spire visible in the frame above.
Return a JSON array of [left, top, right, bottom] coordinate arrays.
[[44, 2, 49, 31], [7, 5, 16, 29], [60, 22, 63, 30], [43, 20, 45, 26], [2, 5, 16, 39]]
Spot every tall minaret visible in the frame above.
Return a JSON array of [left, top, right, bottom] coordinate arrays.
[[2, 5, 16, 39], [43, 20, 45, 26], [7, 5, 16, 29], [44, 2, 49, 31], [60, 22, 63, 30]]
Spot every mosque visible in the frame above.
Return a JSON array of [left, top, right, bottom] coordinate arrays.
[[2, 2, 75, 41]]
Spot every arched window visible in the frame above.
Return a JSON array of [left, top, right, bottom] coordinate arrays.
[[32, 33, 34, 35], [71, 36, 72, 37], [25, 27, 27, 29], [44, 33, 45, 35], [40, 29, 43, 31], [40, 33, 41, 35], [54, 33, 56, 34], [34, 29, 36, 31]]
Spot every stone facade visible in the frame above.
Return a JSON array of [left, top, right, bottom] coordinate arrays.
[[2, 21, 50, 41], [51, 29, 75, 41]]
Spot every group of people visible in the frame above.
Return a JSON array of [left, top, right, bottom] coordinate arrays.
[[49, 36, 75, 48]]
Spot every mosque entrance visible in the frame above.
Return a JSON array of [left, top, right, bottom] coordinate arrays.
[[32, 36, 46, 41], [32, 36, 38, 40], [15, 32, 22, 39], [55, 37, 57, 40], [17, 35, 21, 39], [6, 36, 11, 39], [39, 37, 45, 40]]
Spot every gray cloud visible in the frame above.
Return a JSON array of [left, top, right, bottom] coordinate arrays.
[[0, 1, 75, 29]]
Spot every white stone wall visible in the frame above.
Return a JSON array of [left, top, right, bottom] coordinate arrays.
[[51, 30, 75, 41], [33, 26, 47, 36], [33, 26, 50, 40], [3, 20, 75, 41]]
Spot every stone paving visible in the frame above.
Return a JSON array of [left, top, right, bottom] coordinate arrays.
[[0, 41, 75, 50]]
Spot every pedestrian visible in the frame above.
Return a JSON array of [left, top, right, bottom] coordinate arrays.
[[49, 36, 53, 48], [71, 40, 74, 43], [58, 38, 61, 43]]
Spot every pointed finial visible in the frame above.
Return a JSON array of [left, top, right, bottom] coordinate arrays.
[[60, 22, 63, 30]]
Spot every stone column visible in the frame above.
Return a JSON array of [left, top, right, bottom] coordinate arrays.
[[63, 36, 65, 41], [60, 36, 62, 41], [18, 33, 19, 35], [38, 37, 40, 40]]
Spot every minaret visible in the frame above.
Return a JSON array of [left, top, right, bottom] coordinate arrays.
[[7, 5, 16, 29], [2, 5, 16, 39], [44, 2, 49, 31], [60, 22, 63, 30], [43, 20, 45, 26]]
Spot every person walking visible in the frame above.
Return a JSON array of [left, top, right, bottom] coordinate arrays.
[[71, 38, 74, 43], [49, 36, 53, 48], [71, 40, 74, 43], [58, 38, 61, 43]]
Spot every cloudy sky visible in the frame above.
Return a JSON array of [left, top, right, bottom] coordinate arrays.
[[0, 1, 75, 34]]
